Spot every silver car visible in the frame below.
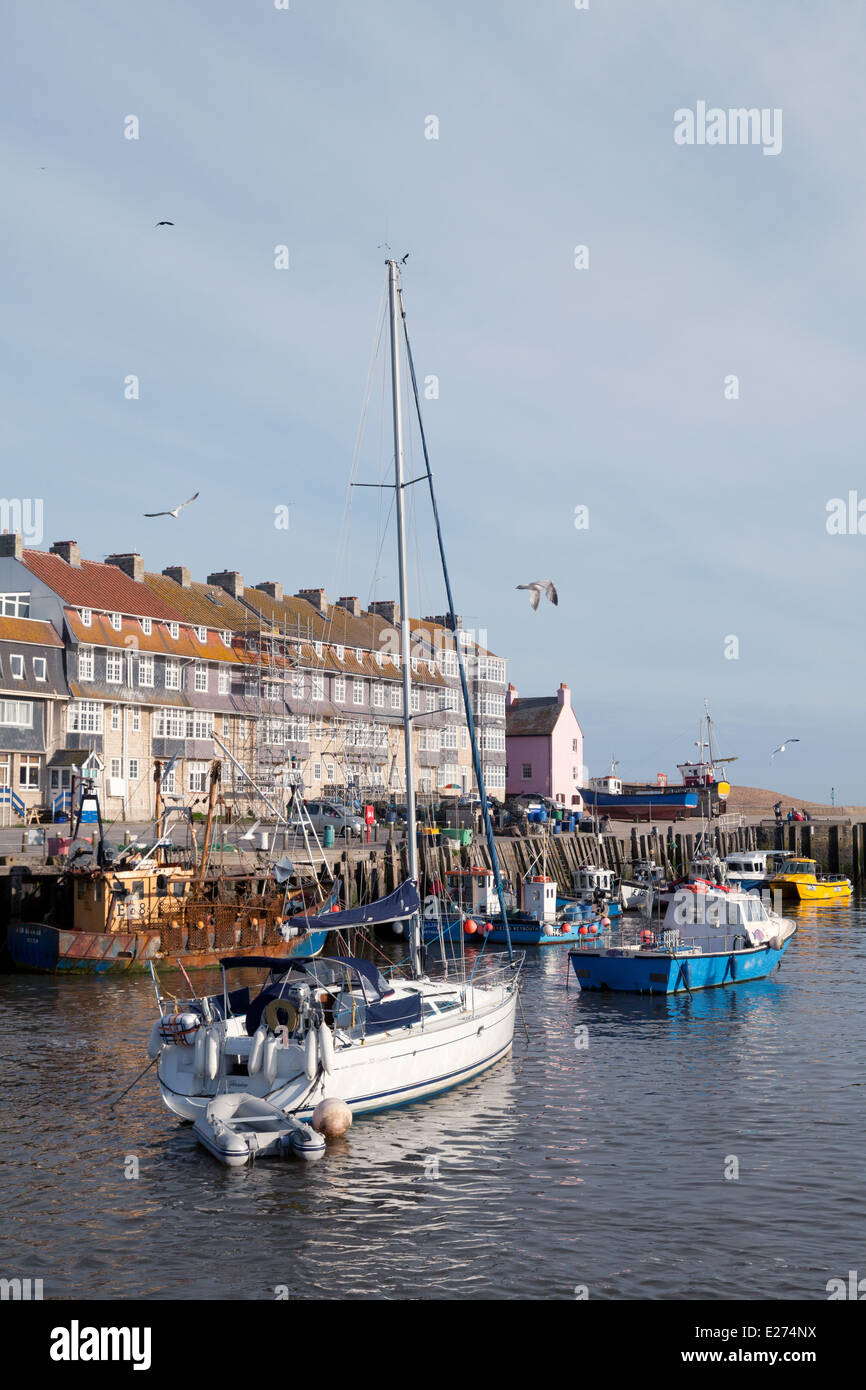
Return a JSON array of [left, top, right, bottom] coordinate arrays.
[[303, 800, 364, 839]]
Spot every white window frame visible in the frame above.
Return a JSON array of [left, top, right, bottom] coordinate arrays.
[[169, 622, 179, 640], [111, 612, 122, 632], [80, 608, 91, 627], [140, 617, 152, 636], [10, 654, 24, 680], [105, 650, 123, 684]]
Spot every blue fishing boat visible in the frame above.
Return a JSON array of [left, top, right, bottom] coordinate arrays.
[[569, 882, 796, 994], [422, 868, 611, 947]]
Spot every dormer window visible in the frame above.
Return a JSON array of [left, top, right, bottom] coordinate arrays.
[[140, 617, 152, 636], [111, 613, 122, 631], [355, 648, 363, 662], [10, 654, 24, 679], [196, 626, 207, 643], [81, 608, 91, 627], [335, 645, 344, 661], [314, 641, 323, 658], [169, 622, 179, 640], [375, 651, 383, 667], [222, 630, 231, 646], [411, 658, 419, 673]]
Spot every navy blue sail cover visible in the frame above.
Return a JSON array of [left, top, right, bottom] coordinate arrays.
[[288, 879, 420, 932]]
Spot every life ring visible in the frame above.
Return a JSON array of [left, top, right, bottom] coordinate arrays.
[[263, 998, 299, 1034]]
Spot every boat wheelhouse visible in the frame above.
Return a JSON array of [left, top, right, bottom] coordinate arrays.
[[768, 858, 853, 902]]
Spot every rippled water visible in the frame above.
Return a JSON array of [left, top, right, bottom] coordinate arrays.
[[1, 899, 864, 1300]]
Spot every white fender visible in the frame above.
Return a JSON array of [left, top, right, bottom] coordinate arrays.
[[193, 1023, 207, 1077], [263, 1036, 279, 1085], [248, 1026, 266, 1077], [304, 1027, 318, 1080], [318, 1022, 335, 1076], [147, 1021, 163, 1060], [205, 1029, 219, 1082]]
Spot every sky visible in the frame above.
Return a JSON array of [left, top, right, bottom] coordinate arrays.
[[3, 1, 865, 803]]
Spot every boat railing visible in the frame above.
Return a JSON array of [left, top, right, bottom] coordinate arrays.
[[571, 925, 756, 955], [422, 949, 525, 992]]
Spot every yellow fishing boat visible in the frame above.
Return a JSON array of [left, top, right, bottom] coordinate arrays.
[[768, 858, 852, 902]]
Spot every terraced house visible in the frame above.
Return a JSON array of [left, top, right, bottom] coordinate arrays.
[[0, 533, 508, 821]]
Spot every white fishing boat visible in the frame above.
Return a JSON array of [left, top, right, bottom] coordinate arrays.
[[149, 260, 524, 1129]]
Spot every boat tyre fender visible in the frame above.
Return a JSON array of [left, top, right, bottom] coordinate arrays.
[[248, 1025, 267, 1077], [205, 1028, 219, 1082], [318, 1022, 335, 1076]]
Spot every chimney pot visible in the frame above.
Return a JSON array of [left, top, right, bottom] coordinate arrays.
[[370, 599, 400, 626], [337, 595, 361, 618], [295, 587, 328, 616], [163, 565, 191, 588], [0, 532, 23, 560], [50, 540, 82, 568], [207, 570, 244, 599], [255, 581, 283, 602], [106, 552, 144, 584]]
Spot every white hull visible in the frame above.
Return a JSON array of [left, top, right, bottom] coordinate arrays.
[[158, 986, 517, 1123]]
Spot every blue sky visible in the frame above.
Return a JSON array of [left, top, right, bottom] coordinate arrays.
[[3, 2, 865, 802]]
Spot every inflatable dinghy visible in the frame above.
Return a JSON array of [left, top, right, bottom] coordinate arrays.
[[193, 1093, 326, 1166]]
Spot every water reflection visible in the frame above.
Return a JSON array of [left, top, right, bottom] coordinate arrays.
[[1, 900, 864, 1299]]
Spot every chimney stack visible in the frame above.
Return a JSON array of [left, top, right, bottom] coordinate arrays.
[[255, 581, 283, 601], [163, 565, 191, 588], [106, 553, 144, 584], [337, 596, 361, 618], [50, 540, 82, 568], [557, 682, 570, 707], [422, 612, 461, 631], [370, 599, 400, 626], [506, 683, 519, 708], [296, 587, 328, 617], [207, 569, 244, 599], [0, 533, 23, 560]]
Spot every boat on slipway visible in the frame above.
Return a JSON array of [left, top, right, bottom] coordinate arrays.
[[149, 259, 524, 1130], [569, 882, 796, 994]]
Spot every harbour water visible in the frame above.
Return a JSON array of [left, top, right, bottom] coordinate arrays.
[[1, 899, 864, 1301]]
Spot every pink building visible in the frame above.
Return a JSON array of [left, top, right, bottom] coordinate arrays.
[[505, 682, 584, 806]]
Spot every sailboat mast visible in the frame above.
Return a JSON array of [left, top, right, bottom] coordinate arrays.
[[387, 259, 421, 974]]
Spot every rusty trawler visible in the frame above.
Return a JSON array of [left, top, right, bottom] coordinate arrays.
[[6, 763, 336, 974]]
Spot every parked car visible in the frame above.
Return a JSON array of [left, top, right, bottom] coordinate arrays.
[[303, 800, 364, 839]]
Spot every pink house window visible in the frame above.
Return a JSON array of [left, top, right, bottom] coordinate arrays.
[[522, 763, 532, 780]]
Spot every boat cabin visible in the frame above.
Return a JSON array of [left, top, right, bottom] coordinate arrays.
[[668, 884, 774, 938], [589, 774, 622, 796], [445, 868, 501, 918], [571, 865, 616, 899], [72, 862, 196, 933], [521, 875, 558, 923]]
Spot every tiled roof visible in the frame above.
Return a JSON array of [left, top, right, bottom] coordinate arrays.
[[65, 610, 238, 662], [0, 616, 63, 647], [506, 697, 563, 738], [23, 550, 183, 620], [144, 574, 259, 633]]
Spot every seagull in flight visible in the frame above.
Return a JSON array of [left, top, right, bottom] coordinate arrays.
[[144, 491, 199, 518], [516, 580, 558, 611], [154, 220, 174, 227], [770, 738, 800, 762]]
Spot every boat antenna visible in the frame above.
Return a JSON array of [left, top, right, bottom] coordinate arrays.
[[396, 274, 514, 961]]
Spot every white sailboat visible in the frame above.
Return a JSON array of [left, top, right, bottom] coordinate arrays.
[[151, 261, 524, 1130]]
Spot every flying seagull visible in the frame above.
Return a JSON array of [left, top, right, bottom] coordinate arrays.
[[770, 739, 800, 762], [144, 491, 199, 519], [516, 580, 558, 611], [154, 220, 174, 227]]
